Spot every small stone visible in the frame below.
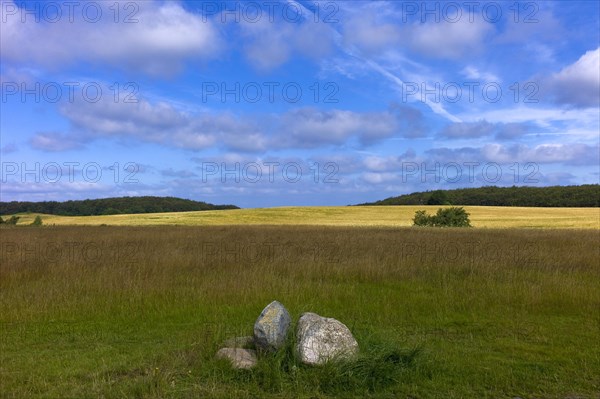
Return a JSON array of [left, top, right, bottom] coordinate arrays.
[[296, 312, 359, 365], [215, 348, 257, 369], [222, 336, 254, 349], [253, 300, 291, 351]]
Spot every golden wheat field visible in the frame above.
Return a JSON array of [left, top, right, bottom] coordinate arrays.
[[10, 206, 600, 229]]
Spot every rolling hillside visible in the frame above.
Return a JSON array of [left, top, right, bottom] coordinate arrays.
[[357, 185, 600, 207], [0, 196, 239, 216], [4, 206, 599, 229]]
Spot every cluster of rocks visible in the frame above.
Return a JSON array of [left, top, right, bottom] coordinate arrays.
[[215, 300, 358, 369]]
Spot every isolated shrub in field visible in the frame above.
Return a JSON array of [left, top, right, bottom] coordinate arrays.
[[413, 207, 471, 227], [412, 210, 433, 226], [31, 216, 43, 226], [434, 207, 471, 227], [4, 216, 20, 225]]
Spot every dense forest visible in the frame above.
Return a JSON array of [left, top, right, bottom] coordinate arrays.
[[0, 196, 239, 216], [357, 185, 600, 207]]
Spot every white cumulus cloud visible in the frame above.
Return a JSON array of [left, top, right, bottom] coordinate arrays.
[[1, 0, 222, 76], [544, 47, 600, 107]]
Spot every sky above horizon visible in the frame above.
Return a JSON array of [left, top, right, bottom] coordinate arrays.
[[1, 0, 599, 207]]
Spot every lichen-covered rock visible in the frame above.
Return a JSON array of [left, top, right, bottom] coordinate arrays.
[[253, 301, 291, 351], [296, 312, 358, 365], [215, 348, 257, 369]]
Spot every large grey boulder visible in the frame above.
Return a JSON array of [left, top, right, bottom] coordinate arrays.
[[215, 348, 257, 369], [296, 312, 359, 365], [253, 301, 291, 351]]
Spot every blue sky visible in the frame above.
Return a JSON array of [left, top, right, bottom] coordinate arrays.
[[1, 0, 598, 207]]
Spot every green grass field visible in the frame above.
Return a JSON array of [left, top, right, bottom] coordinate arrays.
[[7, 205, 600, 228], [1, 214, 599, 398]]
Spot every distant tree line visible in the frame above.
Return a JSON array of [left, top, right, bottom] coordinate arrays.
[[0, 196, 240, 216], [357, 185, 600, 207]]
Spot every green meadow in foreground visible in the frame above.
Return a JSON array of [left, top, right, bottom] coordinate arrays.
[[1, 225, 599, 398]]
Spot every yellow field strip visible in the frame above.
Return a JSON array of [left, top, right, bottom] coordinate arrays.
[[9, 206, 600, 229]]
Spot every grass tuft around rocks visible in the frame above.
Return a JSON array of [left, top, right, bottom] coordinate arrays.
[[218, 326, 422, 397]]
